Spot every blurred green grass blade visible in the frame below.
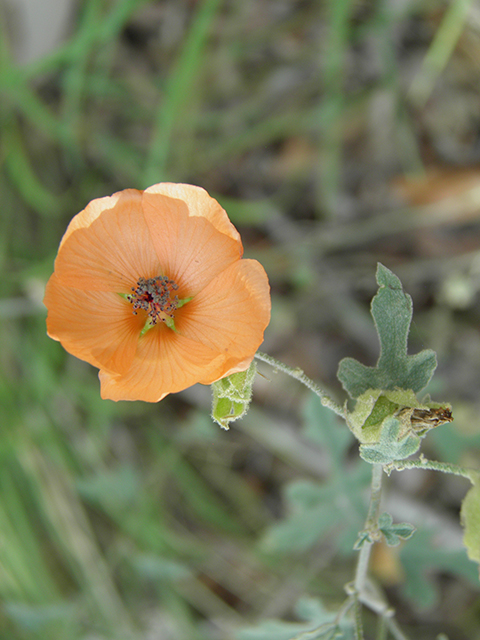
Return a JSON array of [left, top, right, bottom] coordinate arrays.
[[0, 177, 14, 270], [0, 461, 58, 602], [97, 0, 151, 44], [0, 500, 39, 599], [408, 0, 474, 107], [4, 120, 60, 216], [195, 458, 269, 534], [161, 588, 206, 640], [8, 84, 74, 150], [25, 448, 137, 635], [363, 1, 425, 175], [174, 457, 249, 535], [60, 0, 103, 139], [91, 133, 143, 183], [60, 0, 148, 141], [317, 0, 354, 217], [144, 0, 222, 186], [202, 109, 314, 167], [4, 0, 148, 87]]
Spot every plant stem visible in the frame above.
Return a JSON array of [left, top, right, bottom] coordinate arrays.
[[353, 594, 364, 640], [376, 614, 387, 640], [385, 455, 479, 484], [354, 464, 383, 594], [254, 351, 345, 416], [386, 617, 411, 640], [366, 464, 383, 529]]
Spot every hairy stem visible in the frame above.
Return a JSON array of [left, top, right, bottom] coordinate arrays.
[[353, 594, 364, 640], [254, 351, 344, 416], [354, 464, 383, 593], [385, 456, 479, 484]]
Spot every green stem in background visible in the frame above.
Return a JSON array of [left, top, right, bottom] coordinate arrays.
[[407, 0, 474, 107], [385, 456, 480, 485], [254, 351, 345, 417], [143, 0, 221, 185]]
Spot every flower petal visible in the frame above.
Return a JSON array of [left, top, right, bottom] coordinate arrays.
[[145, 183, 241, 243], [198, 355, 256, 385], [98, 328, 227, 402], [58, 189, 142, 249], [55, 190, 160, 292], [177, 259, 271, 373], [44, 274, 143, 374], [142, 191, 243, 296]]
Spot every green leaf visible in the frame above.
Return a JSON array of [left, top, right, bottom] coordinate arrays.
[[236, 597, 348, 640], [461, 482, 480, 565], [302, 395, 352, 462], [337, 264, 437, 398], [211, 362, 257, 429], [261, 482, 343, 553], [378, 512, 415, 547], [353, 530, 372, 550], [400, 529, 479, 608], [261, 463, 370, 554], [260, 395, 371, 556]]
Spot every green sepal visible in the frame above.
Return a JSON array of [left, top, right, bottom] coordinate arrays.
[[337, 264, 437, 399], [359, 416, 421, 464], [461, 482, 480, 565], [346, 388, 440, 440], [211, 361, 256, 430], [140, 319, 155, 337], [176, 296, 193, 308], [378, 512, 416, 547], [163, 316, 178, 332]]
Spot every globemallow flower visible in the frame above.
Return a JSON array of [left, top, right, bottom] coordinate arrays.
[[44, 183, 271, 402]]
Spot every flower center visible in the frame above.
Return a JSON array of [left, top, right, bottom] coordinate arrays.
[[127, 276, 179, 327]]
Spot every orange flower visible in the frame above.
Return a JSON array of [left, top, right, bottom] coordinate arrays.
[[44, 183, 271, 402]]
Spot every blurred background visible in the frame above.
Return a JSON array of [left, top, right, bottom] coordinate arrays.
[[2, 0, 480, 638]]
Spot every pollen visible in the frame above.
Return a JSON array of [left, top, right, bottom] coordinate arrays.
[[127, 276, 179, 325]]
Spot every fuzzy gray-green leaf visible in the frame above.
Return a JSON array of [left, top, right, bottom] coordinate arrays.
[[337, 264, 437, 398], [378, 512, 415, 546]]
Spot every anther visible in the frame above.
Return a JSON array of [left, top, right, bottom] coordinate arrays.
[[127, 276, 179, 325]]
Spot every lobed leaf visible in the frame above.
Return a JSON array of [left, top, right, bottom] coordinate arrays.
[[378, 512, 415, 547], [337, 264, 437, 399]]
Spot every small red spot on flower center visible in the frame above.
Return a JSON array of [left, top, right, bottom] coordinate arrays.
[[127, 276, 179, 324]]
